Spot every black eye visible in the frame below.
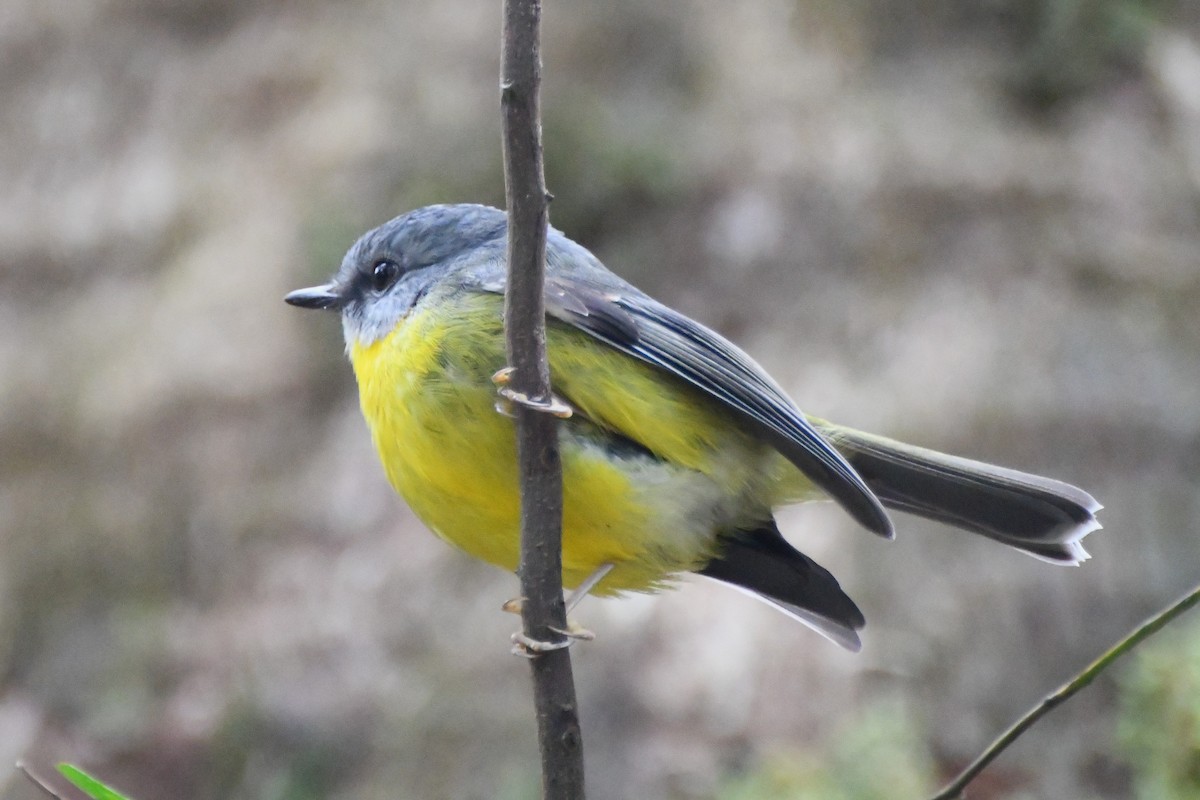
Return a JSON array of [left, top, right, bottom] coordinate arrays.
[[370, 258, 401, 292]]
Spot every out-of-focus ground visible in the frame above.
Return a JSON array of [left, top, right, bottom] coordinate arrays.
[[2, 1, 1199, 798]]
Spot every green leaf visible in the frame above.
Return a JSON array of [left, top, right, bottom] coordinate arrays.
[[57, 764, 134, 800]]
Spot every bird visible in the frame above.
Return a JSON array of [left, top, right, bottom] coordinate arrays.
[[285, 203, 1101, 651]]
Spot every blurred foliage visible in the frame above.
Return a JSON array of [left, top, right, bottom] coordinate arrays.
[[1117, 618, 1200, 799], [829, 0, 1171, 109], [542, 100, 695, 247], [197, 698, 366, 800], [716, 698, 935, 800], [1004, 0, 1170, 110]]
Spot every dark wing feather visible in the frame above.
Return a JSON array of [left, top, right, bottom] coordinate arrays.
[[502, 274, 893, 538]]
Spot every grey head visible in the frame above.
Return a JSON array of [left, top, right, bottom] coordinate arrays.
[[285, 204, 510, 346]]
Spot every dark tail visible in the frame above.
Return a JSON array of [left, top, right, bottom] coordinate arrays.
[[699, 523, 865, 651], [815, 422, 1102, 564]]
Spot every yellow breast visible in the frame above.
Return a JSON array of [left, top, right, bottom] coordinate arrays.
[[348, 290, 789, 594]]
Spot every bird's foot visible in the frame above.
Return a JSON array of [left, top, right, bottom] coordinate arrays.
[[491, 367, 574, 418], [501, 563, 613, 657], [509, 623, 596, 659], [502, 597, 598, 658]]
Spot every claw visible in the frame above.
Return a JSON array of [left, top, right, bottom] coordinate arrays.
[[511, 631, 573, 658], [550, 621, 596, 641], [490, 367, 574, 418], [498, 387, 574, 418], [502, 597, 525, 615]]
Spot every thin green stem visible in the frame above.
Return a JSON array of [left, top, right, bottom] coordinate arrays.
[[931, 582, 1200, 800]]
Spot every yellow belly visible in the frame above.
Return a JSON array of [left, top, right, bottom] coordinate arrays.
[[349, 290, 790, 594]]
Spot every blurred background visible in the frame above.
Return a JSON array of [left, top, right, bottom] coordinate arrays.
[[2, 0, 1199, 798]]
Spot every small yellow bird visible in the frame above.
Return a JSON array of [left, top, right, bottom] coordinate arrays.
[[286, 204, 1101, 650]]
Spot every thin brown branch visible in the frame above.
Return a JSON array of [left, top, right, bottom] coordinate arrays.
[[500, 0, 586, 798], [17, 763, 68, 799], [931, 581, 1200, 800]]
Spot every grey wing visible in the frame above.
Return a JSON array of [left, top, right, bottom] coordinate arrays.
[[482, 272, 894, 538]]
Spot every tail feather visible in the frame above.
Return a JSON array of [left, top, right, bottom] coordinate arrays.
[[699, 523, 865, 651], [816, 422, 1102, 564]]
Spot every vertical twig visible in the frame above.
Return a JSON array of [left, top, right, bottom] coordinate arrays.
[[500, 1, 586, 798]]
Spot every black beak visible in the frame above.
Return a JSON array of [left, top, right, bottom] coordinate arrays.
[[285, 284, 343, 310]]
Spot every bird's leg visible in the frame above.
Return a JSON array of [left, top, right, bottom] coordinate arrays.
[[491, 366, 574, 418], [565, 561, 614, 615], [503, 562, 614, 658]]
